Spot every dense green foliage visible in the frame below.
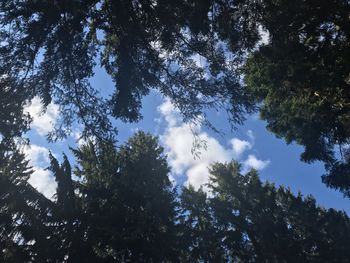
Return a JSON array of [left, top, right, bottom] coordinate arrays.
[[71, 132, 179, 262], [1, 132, 349, 262], [0, 147, 57, 262], [187, 162, 350, 262], [0, 0, 258, 141], [1, 132, 179, 262], [1, 1, 350, 261], [244, 0, 350, 195], [1, 0, 350, 193]]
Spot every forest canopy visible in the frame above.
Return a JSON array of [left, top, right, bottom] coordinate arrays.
[[0, 1, 350, 261], [1, 132, 349, 262], [0, 0, 349, 194]]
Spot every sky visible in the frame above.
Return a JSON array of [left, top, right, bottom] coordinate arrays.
[[22, 67, 350, 215]]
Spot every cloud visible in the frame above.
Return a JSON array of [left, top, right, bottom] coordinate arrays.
[[157, 99, 180, 127], [24, 96, 59, 136], [246, 130, 255, 142], [28, 169, 57, 199], [23, 144, 50, 167], [230, 138, 252, 158], [186, 162, 212, 189], [162, 123, 232, 189], [258, 25, 270, 46], [243, 154, 270, 172], [157, 99, 270, 191], [22, 144, 57, 199]]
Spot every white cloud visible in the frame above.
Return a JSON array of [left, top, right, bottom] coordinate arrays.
[[28, 169, 57, 199], [157, 99, 180, 127], [23, 144, 50, 167], [230, 138, 252, 158], [243, 154, 270, 172], [162, 123, 232, 190], [24, 96, 59, 136], [258, 25, 270, 46], [186, 163, 212, 189], [158, 100, 270, 191], [246, 129, 255, 142], [22, 144, 57, 199]]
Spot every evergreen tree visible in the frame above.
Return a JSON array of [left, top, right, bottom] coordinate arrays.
[[71, 131, 179, 262], [179, 186, 227, 262], [179, 162, 350, 262], [0, 0, 257, 140], [205, 162, 350, 262], [244, 0, 350, 195], [0, 146, 57, 262], [2, 1, 350, 260], [2, 132, 350, 262], [0, 74, 31, 144], [48, 153, 90, 263], [2, 0, 350, 196]]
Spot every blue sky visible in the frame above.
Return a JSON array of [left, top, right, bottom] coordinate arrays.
[[22, 67, 350, 215]]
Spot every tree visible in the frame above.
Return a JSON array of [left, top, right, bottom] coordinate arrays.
[[244, 0, 350, 195], [181, 161, 350, 262], [2, 131, 350, 262], [2, 0, 350, 196], [2, 1, 350, 260], [0, 146, 58, 262], [1, 131, 179, 262], [70, 131, 179, 262], [179, 186, 227, 262], [0, 0, 258, 141], [0, 57, 56, 263], [0, 74, 31, 148], [48, 152, 90, 263]]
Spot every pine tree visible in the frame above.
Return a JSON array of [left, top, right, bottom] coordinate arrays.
[[205, 161, 350, 262], [71, 131, 179, 262], [2, 132, 350, 262], [179, 186, 227, 262], [0, 1, 257, 140], [0, 146, 56, 262], [244, 0, 350, 195], [179, 161, 350, 262]]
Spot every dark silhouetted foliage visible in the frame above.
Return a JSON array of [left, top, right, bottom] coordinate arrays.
[[244, 0, 350, 196], [2, 1, 350, 194], [2, 132, 349, 262], [0, 0, 258, 141]]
